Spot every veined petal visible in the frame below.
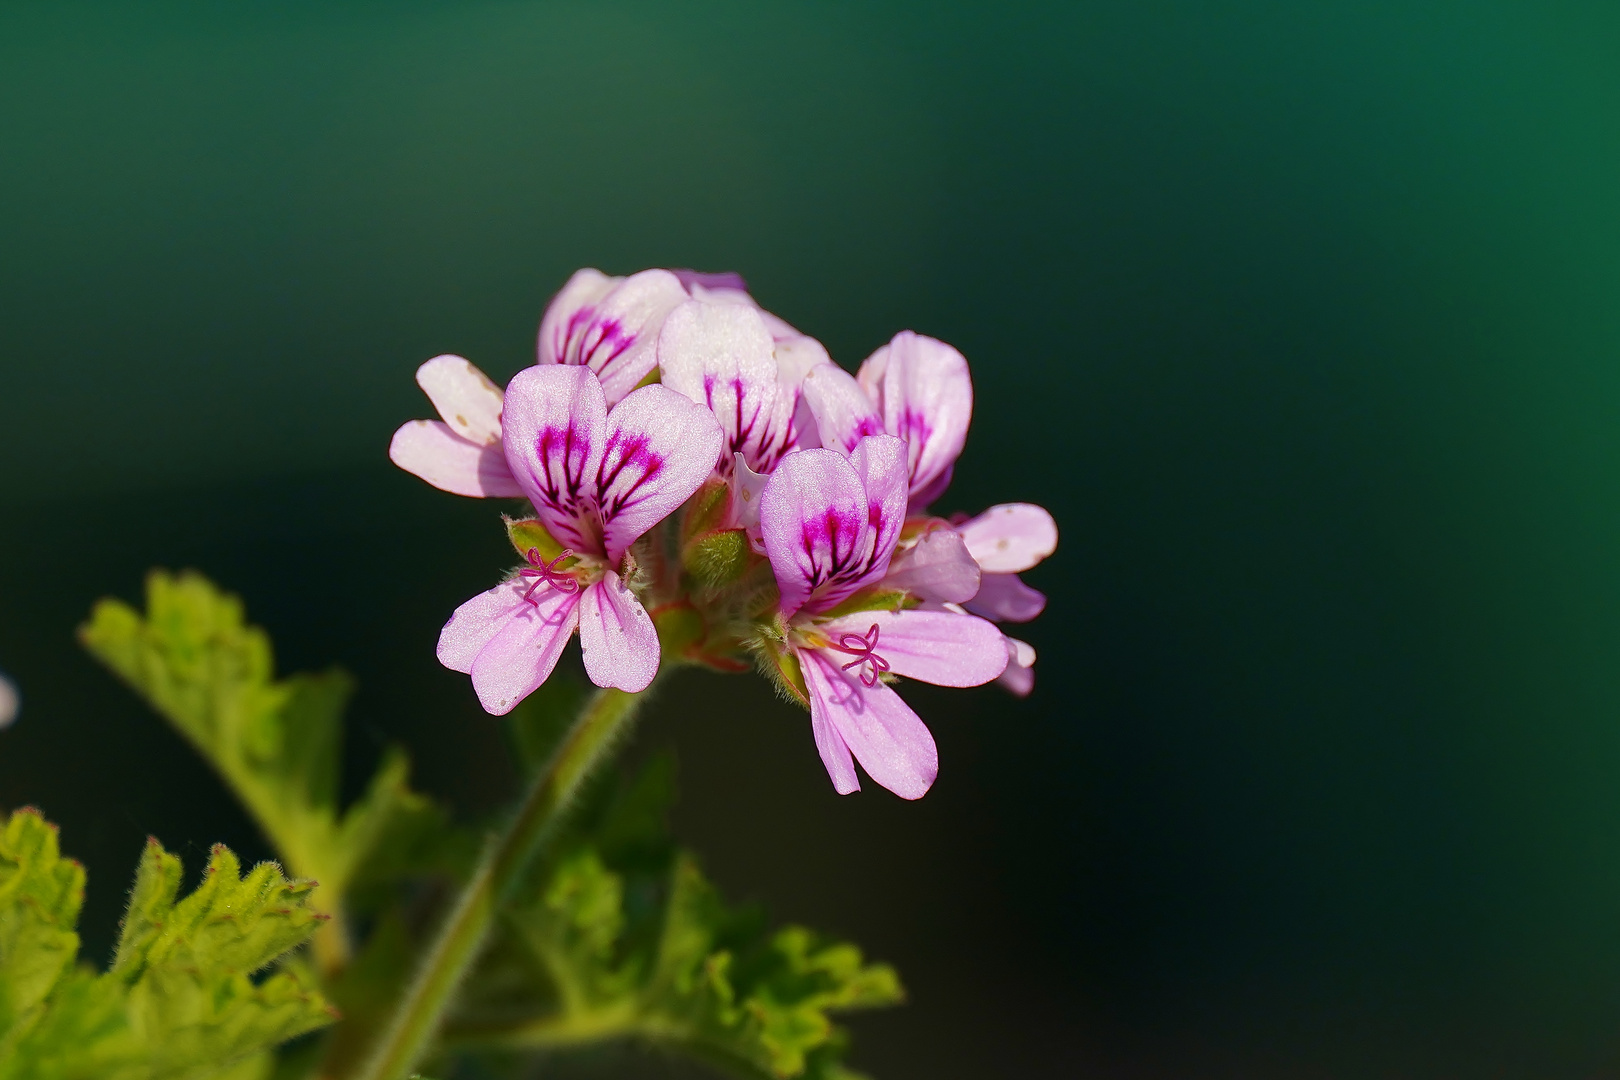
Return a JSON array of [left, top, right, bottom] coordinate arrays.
[[657, 300, 781, 473], [998, 635, 1036, 697], [957, 503, 1058, 573], [390, 420, 522, 498], [848, 434, 910, 586], [468, 589, 583, 715], [437, 578, 530, 673], [416, 354, 504, 447], [801, 648, 938, 800], [502, 365, 609, 555], [964, 572, 1047, 623], [577, 572, 659, 692], [761, 447, 884, 618], [537, 268, 688, 403], [881, 528, 981, 604], [858, 331, 972, 508], [801, 362, 882, 454], [820, 608, 1007, 687], [596, 384, 724, 562], [538, 268, 617, 364]]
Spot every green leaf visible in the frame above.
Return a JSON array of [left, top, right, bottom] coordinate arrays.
[[78, 571, 457, 974], [450, 761, 901, 1079], [0, 808, 84, 1048], [0, 810, 336, 1080]]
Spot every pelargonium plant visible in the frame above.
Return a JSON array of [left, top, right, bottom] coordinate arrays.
[[0, 267, 1055, 1080]]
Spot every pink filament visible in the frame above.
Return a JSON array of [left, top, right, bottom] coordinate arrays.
[[831, 623, 891, 688], [519, 547, 578, 607]]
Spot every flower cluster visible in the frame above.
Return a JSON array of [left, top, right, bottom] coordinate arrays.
[[392, 268, 1057, 799]]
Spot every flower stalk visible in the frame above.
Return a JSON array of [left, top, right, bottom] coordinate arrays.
[[349, 684, 650, 1080]]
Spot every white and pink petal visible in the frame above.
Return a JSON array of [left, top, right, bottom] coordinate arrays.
[[416, 354, 505, 447], [595, 384, 725, 563], [957, 503, 1058, 573], [801, 648, 939, 800], [964, 572, 1047, 623], [577, 572, 660, 692], [390, 420, 522, 498], [501, 365, 609, 554], [857, 331, 973, 508]]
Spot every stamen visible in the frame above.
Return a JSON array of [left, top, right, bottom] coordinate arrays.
[[518, 547, 578, 607], [830, 623, 891, 688]]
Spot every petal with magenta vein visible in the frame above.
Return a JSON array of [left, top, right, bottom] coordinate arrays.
[[502, 365, 609, 555], [858, 331, 972, 508], [596, 384, 724, 562], [801, 362, 882, 454], [657, 300, 780, 472], [467, 588, 583, 715], [541, 268, 687, 404], [577, 572, 660, 692]]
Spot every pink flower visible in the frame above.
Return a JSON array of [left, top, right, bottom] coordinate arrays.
[[437, 366, 722, 713], [388, 355, 524, 498], [955, 502, 1058, 697], [759, 437, 1007, 799], [803, 331, 973, 512]]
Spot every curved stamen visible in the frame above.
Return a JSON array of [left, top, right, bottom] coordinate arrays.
[[518, 547, 578, 607], [829, 622, 891, 688]]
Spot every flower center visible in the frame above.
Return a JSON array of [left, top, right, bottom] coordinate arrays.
[[518, 547, 579, 607], [829, 622, 891, 688]]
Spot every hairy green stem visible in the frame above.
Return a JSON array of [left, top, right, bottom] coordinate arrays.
[[347, 685, 650, 1080]]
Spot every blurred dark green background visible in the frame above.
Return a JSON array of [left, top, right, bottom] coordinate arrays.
[[5, 1, 1620, 1075]]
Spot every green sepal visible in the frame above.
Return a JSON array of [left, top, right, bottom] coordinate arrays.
[[681, 478, 733, 543], [652, 602, 707, 662], [506, 516, 567, 564], [683, 528, 753, 591], [816, 588, 910, 621], [754, 637, 810, 708]]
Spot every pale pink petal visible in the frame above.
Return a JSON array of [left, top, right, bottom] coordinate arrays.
[[596, 384, 725, 563], [538, 268, 618, 364], [416, 354, 505, 447], [819, 608, 1007, 687], [801, 362, 882, 454], [957, 503, 1059, 573], [671, 269, 749, 293], [964, 572, 1047, 623], [808, 684, 861, 795], [881, 528, 981, 604], [801, 648, 938, 800], [759, 448, 870, 619], [537, 268, 688, 404], [467, 589, 583, 715], [437, 578, 530, 673], [848, 434, 910, 584], [390, 420, 523, 498], [657, 300, 781, 473], [501, 365, 609, 555], [729, 452, 769, 554], [997, 636, 1036, 697], [857, 331, 972, 508], [575, 572, 659, 692]]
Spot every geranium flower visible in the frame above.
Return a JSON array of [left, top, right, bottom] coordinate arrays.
[[437, 366, 722, 713], [758, 436, 1006, 799]]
